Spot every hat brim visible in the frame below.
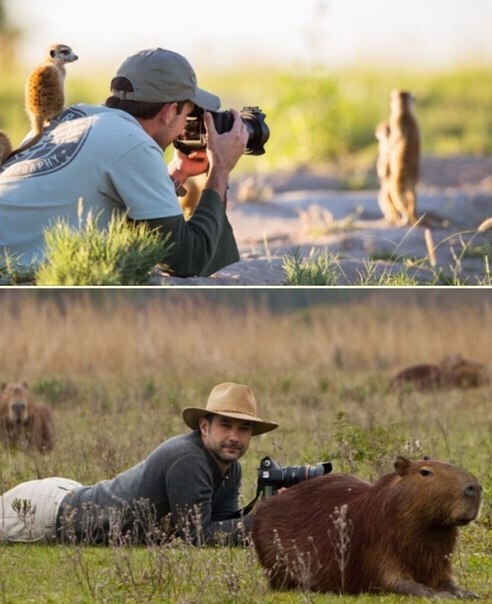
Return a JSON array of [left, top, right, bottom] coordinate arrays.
[[182, 406, 278, 436], [194, 87, 221, 111]]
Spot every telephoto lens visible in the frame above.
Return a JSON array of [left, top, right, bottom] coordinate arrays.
[[174, 106, 270, 156]]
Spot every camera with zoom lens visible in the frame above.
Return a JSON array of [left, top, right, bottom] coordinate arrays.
[[174, 106, 270, 156], [257, 455, 333, 497]]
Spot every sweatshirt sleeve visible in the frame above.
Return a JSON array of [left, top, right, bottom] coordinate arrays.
[[165, 453, 250, 546], [134, 189, 239, 277]]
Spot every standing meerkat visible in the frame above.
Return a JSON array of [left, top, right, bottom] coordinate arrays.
[[8, 43, 78, 159], [0, 131, 12, 165], [375, 120, 400, 224], [386, 89, 420, 226]]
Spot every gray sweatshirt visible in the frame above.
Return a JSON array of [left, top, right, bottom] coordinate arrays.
[[56, 431, 251, 545]]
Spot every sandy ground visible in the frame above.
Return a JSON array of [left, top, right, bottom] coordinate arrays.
[[154, 156, 492, 286]]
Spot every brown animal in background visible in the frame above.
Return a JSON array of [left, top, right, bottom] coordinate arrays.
[[0, 383, 55, 453], [0, 131, 12, 165], [253, 457, 482, 598], [389, 363, 443, 392], [390, 355, 488, 392], [440, 354, 489, 388], [8, 43, 78, 160], [178, 174, 207, 220], [383, 90, 420, 226]]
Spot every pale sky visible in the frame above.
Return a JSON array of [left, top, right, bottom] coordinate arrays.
[[8, 0, 492, 73]]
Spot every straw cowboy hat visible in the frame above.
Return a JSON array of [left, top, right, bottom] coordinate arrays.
[[182, 383, 278, 436]]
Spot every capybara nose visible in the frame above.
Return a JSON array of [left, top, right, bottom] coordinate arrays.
[[12, 402, 26, 415], [464, 484, 481, 499]]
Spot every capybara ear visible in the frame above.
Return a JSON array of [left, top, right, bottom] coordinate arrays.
[[422, 455, 432, 460], [1, 383, 6, 391], [22, 381, 28, 389], [394, 456, 411, 475]]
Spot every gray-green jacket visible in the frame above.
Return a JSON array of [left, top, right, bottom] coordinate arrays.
[[57, 431, 251, 545]]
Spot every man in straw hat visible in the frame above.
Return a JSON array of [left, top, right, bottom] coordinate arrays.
[[0, 48, 247, 278], [0, 383, 278, 546]]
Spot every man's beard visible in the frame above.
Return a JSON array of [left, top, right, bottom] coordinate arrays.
[[214, 440, 245, 463]]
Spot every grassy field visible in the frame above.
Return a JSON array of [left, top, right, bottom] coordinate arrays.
[[0, 289, 490, 602], [1, 63, 492, 174]]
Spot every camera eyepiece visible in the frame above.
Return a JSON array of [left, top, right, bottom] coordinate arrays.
[[174, 106, 270, 156]]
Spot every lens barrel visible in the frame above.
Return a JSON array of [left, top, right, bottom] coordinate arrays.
[[174, 106, 270, 156], [258, 456, 332, 492]]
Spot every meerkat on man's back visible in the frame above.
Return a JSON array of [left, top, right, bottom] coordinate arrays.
[[8, 43, 78, 159]]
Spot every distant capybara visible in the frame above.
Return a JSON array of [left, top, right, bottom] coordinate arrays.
[[390, 355, 489, 392], [253, 457, 482, 598], [0, 382, 55, 453], [440, 354, 489, 388], [389, 363, 443, 392]]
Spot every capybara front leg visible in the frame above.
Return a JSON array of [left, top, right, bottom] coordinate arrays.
[[439, 580, 480, 600], [391, 579, 456, 598]]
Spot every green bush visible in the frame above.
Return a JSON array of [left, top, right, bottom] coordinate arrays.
[[283, 247, 340, 285], [35, 211, 172, 286]]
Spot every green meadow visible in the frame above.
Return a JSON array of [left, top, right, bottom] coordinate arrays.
[[0, 290, 490, 602], [1, 63, 492, 175]]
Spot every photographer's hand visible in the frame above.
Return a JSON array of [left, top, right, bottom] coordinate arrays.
[[204, 109, 248, 203], [169, 149, 209, 188]]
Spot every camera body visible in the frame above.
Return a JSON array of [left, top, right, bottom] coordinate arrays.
[[174, 106, 270, 156], [257, 455, 333, 497]]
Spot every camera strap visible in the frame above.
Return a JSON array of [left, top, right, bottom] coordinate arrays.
[[230, 484, 263, 518], [170, 176, 187, 197]]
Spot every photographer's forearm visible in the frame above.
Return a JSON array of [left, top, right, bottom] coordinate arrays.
[[204, 165, 229, 201]]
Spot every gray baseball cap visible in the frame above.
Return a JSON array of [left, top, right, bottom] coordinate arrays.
[[112, 48, 220, 110]]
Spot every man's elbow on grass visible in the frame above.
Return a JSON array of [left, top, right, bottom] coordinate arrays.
[[193, 519, 253, 547], [136, 192, 239, 278], [163, 233, 215, 278]]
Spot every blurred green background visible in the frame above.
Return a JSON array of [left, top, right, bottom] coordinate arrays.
[[1, 2, 491, 176]]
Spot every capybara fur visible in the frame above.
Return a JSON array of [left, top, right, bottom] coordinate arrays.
[[253, 457, 482, 598], [389, 363, 443, 392], [0, 382, 55, 453]]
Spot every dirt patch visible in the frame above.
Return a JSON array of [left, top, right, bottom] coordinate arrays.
[[154, 156, 492, 286]]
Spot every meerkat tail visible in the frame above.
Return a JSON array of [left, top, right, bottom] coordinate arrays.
[[7, 115, 45, 159], [7, 132, 43, 160]]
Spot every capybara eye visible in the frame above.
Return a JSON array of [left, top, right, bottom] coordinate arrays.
[[419, 468, 432, 477]]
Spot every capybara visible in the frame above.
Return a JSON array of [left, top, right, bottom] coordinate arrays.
[[389, 363, 443, 392], [253, 457, 482, 598], [390, 355, 489, 392], [0, 382, 55, 453], [440, 354, 489, 388]]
